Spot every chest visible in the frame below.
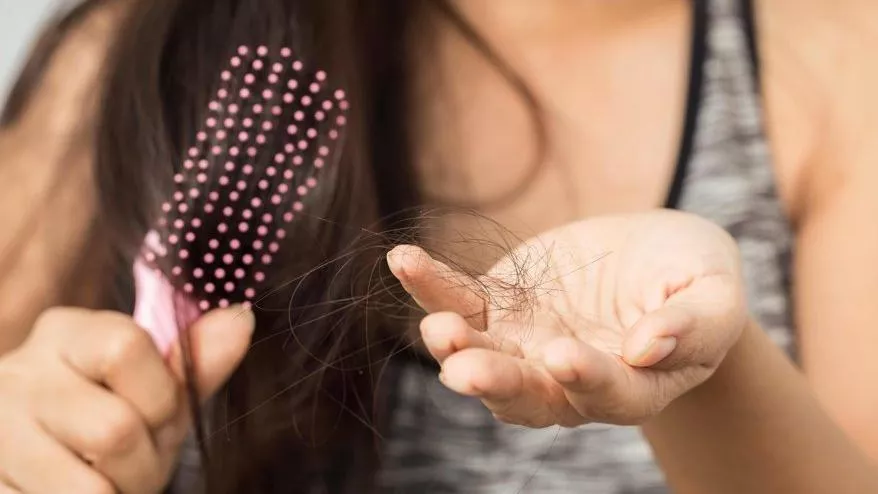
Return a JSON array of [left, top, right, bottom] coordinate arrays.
[[412, 1, 807, 267], [415, 4, 690, 247]]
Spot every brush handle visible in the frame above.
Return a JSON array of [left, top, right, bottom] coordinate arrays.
[[133, 257, 182, 356], [133, 232, 202, 356]]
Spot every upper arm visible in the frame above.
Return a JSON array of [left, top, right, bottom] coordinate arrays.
[[796, 164, 878, 461], [790, 1, 878, 462]]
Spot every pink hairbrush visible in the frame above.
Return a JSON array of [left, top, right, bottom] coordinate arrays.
[[133, 44, 350, 355]]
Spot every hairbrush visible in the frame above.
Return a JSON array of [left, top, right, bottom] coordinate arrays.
[[133, 44, 350, 355]]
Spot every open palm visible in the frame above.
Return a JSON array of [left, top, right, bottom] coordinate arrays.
[[387, 209, 746, 427]]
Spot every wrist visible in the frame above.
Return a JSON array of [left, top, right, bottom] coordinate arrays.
[[702, 317, 762, 388], [652, 317, 763, 423]]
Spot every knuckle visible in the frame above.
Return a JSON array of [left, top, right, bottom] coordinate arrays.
[[96, 312, 144, 341], [102, 322, 152, 370], [32, 307, 78, 335], [94, 310, 138, 328], [90, 405, 143, 457]]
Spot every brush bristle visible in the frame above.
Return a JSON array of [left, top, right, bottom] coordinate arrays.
[[141, 44, 349, 311]]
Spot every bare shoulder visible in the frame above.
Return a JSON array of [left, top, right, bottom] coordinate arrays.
[[8, 0, 127, 137], [0, 0, 127, 352], [756, 4, 878, 454], [756, 0, 878, 219]]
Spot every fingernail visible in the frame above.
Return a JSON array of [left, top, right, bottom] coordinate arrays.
[[386, 246, 411, 281], [386, 247, 401, 268], [634, 336, 677, 366]]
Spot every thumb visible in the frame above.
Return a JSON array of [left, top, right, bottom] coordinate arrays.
[[621, 305, 690, 368], [621, 274, 745, 369], [167, 305, 256, 401]]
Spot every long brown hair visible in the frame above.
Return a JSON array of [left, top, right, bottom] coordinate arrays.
[[2, 1, 544, 492]]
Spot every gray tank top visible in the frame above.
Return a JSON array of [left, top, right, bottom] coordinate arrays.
[[377, 0, 795, 492]]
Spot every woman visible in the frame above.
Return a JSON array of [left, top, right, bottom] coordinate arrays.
[[0, 0, 876, 493]]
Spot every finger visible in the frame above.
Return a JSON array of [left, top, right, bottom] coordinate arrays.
[[542, 337, 662, 424], [420, 312, 522, 363], [421, 312, 492, 363], [0, 417, 114, 494], [32, 308, 179, 429], [622, 274, 745, 369], [166, 305, 255, 402], [34, 374, 164, 494], [542, 337, 619, 394], [621, 306, 689, 368], [440, 348, 582, 428], [387, 245, 489, 328]]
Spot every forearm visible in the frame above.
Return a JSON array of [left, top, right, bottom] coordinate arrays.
[[642, 320, 878, 494]]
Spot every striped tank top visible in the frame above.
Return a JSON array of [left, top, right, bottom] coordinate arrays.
[[377, 0, 794, 492]]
